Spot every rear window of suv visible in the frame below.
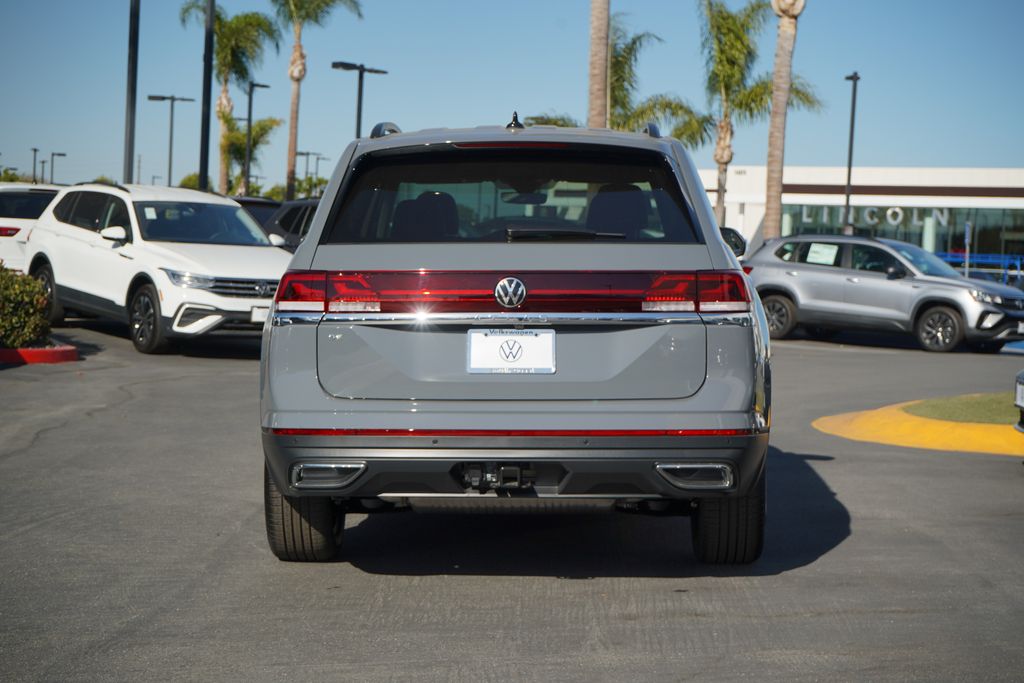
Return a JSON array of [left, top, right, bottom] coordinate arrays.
[[323, 148, 700, 243], [0, 190, 57, 219]]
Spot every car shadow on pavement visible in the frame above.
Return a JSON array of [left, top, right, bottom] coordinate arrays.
[[341, 447, 850, 578], [56, 318, 261, 361]]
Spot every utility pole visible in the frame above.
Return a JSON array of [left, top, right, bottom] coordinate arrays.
[[198, 0, 214, 191], [842, 71, 860, 235], [148, 95, 194, 187], [40, 159, 47, 184], [31, 147, 39, 183], [123, 0, 140, 183], [137, 154, 142, 184], [50, 152, 66, 183], [242, 81, 269, 196]]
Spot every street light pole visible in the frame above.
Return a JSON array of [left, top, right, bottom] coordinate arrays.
[[30, 147, 39, 183], [40, 160, 47, 185], [243, 81, 269, 196], [198, 0, 214, 191], [331, 61, 388, 139], [50, 152, 66, 183], [123, 0, 140, 183], [842, 71, 860, 234], [148, 95, 195, 187]]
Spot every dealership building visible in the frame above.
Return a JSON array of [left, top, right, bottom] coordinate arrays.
[[697, 166, 1024, 273]]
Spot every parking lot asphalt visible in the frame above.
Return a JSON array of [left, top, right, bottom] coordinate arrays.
[[1, 321, 1022, 681]]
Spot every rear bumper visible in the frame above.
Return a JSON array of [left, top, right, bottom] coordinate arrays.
[[262, 430, 769, 501]]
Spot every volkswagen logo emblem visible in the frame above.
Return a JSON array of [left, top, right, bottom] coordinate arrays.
[[255, 281, 272, 297], [494, 277, 527, 308], [499, 339, 524, 362]]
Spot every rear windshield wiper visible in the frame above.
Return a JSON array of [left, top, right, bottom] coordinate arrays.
[[506, 227, 626, 241]]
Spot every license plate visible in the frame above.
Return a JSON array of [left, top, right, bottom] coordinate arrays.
[[251, 307, 269, 323], [467, 329, 555, 374], [1016, 380, 1024, 409]]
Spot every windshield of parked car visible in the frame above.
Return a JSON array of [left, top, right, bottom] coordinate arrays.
[[134, 201, 270, 246], [880, 239, 961, 279], [324, 148, 701, 243], [0, 190, 57, 218]]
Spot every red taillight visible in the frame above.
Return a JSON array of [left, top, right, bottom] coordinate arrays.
[[642, 274, 697, 312], [697, 271, 750, 312], [742, 265, 753, 275], [274, 271, 327, 312], [273, 270, 749, 314], [0, 227, 20, 237]]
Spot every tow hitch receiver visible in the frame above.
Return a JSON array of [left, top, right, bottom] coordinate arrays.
[[460, 463, 536, 491]]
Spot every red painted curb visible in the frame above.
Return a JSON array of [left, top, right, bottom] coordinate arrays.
[[0, 344, 79, 364]]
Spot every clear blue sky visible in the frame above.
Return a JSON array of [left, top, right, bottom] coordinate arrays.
[[1, 0, 1021, 187]]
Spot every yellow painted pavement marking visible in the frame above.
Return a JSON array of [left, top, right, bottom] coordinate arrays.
[[812, 400, 1024, 457]]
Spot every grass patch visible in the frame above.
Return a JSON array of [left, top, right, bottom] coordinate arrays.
[[903, 392, 1017, 425]]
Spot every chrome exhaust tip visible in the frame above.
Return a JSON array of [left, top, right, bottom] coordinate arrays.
[[290, 462, 365, 489], [655, 463, 734, 490]]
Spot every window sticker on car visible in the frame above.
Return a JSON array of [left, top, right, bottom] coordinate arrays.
[[144, 207, 157, 220], [806, 243, 839, 266]]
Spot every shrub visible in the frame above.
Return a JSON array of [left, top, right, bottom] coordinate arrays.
[[0, 265, 50, 348]]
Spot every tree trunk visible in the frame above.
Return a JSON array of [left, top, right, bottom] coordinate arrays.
[[587, 0, 609, 128], [216, 82, 232, 195], [763, 0, 804, 240], [285, 24, 305, 201], [715, 163, 728, 226], [712, 115, 733, 227]]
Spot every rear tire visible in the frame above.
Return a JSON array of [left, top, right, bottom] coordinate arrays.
[[33, 263, 64, 326], [691, 467, 765, 564], [264, 465, 343, 562], [129, 284, 170, 354], [761, 294, 797, 339], [915, 305, 963, 352]]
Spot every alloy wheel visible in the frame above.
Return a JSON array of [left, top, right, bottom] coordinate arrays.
[[921, 311, 955, 350], [764, 299, 789, 333], [131, 292, 155, 346]]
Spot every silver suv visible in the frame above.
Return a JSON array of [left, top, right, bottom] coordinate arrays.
[[745, 235, 1024, 353], [260, 120, 771, 564]]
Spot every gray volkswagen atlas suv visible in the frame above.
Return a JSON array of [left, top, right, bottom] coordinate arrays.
[[744, 234, 1023, 352], [260, 120, 771, 564]]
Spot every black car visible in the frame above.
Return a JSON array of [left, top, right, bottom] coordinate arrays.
[[232, 196, 282, 228], [263, 198, 319, 250]]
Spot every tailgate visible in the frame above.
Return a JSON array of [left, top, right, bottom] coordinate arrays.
[[305, 244, 720, 401]]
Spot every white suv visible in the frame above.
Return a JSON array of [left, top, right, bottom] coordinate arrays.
[[27, 183, 292, 353], [0, 183, 61, 273]]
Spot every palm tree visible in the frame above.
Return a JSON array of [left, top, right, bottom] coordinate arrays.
[[530, 17, 713, 147], [270, 0, 362, 200], [181, 3, 279, 194], [763, 0, 806, 239], [700, 0, 819, 226], [607, 17, 713, 146], [221, 114, 284, 194], [587, 0, 610, 128]]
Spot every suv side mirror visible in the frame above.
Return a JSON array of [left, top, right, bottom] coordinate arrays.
[[886, 265, 907, 279], [100, 225, 128, 242], [719, 227, 746, 258]]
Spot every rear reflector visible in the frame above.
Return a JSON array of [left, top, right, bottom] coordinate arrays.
[[0, 227, 20, 237], [272, 428, 755, 437], [274, 270, 750, 314]]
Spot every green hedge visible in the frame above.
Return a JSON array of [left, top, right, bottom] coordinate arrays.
[[0, 265, 50, 348]]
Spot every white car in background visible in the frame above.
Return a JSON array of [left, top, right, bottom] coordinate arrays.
[[27, 183, 292, 353], [0, 183, 61, 272]]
